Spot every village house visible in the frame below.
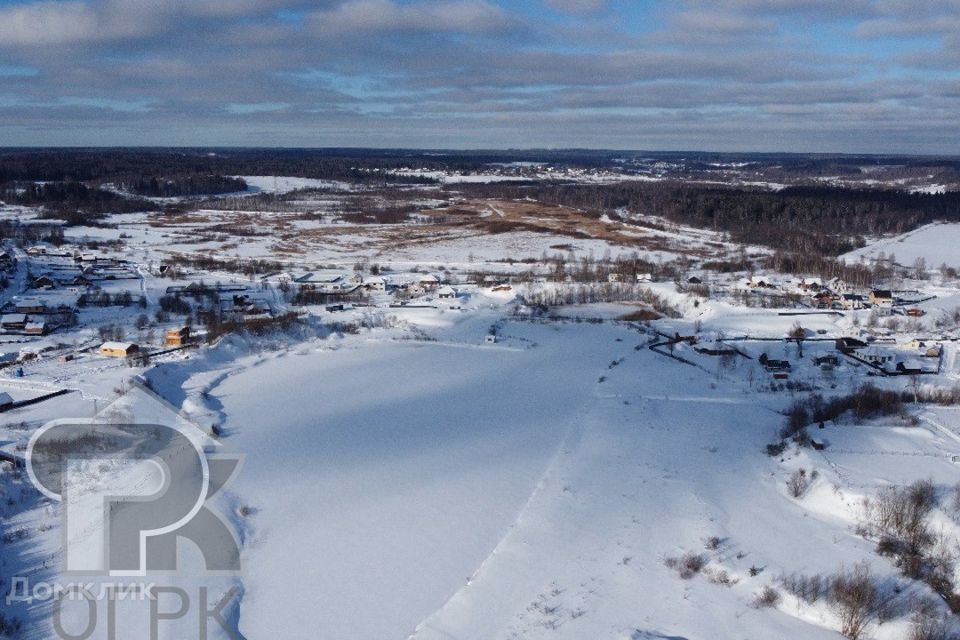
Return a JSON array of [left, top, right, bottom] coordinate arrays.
[[869, 290, 894, 308], [607, 273, 623, 283], [856, 346, 895, 367], [839, 293, 866, 310], [99, 342, 139, 358], [759, 353, 791, 372], [903, 340, 945, 358], [636, 273, 653, 283], [24, 321, 47, 336], [165, 326, 190, 347], [694, 342, 737, 357], [29, 274, 57, 290], [1, 314, 28, 331], [418, 274, 442, 290], [811, 291, 834, 309], [13, 298, 46, 314], [827, 277, 851, 294], [363, 276, 387, 292], [814, 354, 840, 368], [437, 286, 457, 300]]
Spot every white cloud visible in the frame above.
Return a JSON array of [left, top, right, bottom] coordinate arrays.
[[544, 0, 608, 15], [309, 0, 518, 35]]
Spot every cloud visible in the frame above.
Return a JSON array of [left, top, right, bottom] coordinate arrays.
[[308, 0, 519, 35], [0, 0, 958, 152], [544, 0, 608, 15]]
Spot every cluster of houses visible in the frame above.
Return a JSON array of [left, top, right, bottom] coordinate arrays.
[[165, 282, 273, 320], [97, 327, 190, 360], [0, 296, 76, 336], [836, 336, 942, 375], [744, 276, 919, 313], [26, 247, 136, 290], [261, 270, 458, 300]]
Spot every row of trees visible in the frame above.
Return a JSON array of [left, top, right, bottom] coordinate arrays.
[[118, 174, 247, 198], [459, 181, 960, 257]]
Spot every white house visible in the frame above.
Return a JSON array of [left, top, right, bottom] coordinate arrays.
[[364, 277, 387, 292], [856, 346, 895, 366], [418, 274, 441, 289], [437, 286, 457, 299]]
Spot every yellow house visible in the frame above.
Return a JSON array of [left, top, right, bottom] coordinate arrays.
[[99, 342, 139, 358], [165, 326, 190, 346]]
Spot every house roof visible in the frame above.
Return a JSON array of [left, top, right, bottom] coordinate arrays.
[[13, 297, 44, 307], [100, 341, 136, 351], [1, 314, 27, 323]]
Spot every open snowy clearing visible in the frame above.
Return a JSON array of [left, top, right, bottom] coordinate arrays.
[[119, 318, 960, 640], [843, 222, 960, 269]]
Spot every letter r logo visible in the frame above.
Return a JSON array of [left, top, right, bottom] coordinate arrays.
[[27, 420, 242, 576]]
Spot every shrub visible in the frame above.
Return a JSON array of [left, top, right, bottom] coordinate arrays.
[[752, 586, 781, 608], [787, 468, 810, 498], [831, 563, 878, 640], [665, 552, 707, 579], [781, 572, 826, 604], [766, 441, 788, 457], [909, 616, 960, 640]]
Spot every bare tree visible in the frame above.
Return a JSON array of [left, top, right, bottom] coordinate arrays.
[[789, 322, 807, 358], [831, 563, 878, 640]]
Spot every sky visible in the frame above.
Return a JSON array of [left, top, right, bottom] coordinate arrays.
[[0, 0, 959, 153]]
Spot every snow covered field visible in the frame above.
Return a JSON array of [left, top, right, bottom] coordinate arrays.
[[138, 315, 960, 639], [844, 222, 960, 269], [5, 174, 960, 639]]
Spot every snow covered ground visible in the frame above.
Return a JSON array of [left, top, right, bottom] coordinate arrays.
[[5, 181, 960, 639], [843, 222, 960, 269]]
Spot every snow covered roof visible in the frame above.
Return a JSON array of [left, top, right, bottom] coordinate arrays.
[[297, 271, 345, 283], [100, 341, 136, 351]]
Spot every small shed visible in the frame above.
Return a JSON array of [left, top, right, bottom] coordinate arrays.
[[437, 286, 457, 300], [484, 334, 497, 344], [99, 342, 139, 358]]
